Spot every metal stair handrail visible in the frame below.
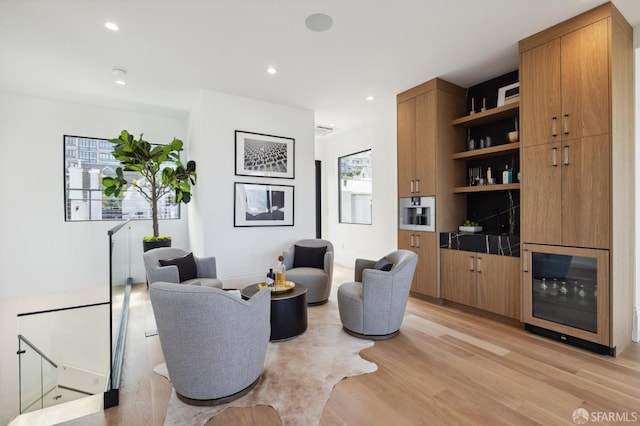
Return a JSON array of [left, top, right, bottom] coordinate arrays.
[[17, 334, 58, 369]]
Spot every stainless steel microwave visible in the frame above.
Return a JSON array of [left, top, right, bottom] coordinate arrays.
[[399, 196, 435, 232]]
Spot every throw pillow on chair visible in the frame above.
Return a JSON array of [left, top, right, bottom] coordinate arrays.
[[159, 252, 198, 282], [293, 245, 327, 269]]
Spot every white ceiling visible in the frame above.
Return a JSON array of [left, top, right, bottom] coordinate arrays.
[[1, 0, 639, 134]]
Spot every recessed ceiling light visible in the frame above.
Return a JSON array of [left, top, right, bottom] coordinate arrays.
[[112, 67, 127, 85], [366, 95, 375, 101], [105, 22, 120, 31], [267, 66, 277, 74], [305, 13, 333, 32]]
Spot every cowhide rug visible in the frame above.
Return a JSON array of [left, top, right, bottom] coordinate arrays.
[[154, 290, 377, 425]]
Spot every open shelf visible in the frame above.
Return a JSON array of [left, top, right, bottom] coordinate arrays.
[[452, 102, 519, 127], [453, 183, 520, 194], [452, 142, 520, 160]]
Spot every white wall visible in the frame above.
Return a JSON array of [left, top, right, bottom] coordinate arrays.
[[186, 90, 316, 288], [634, 26, 640, 342], [318, 107, 398, 267], [0, 91, 187, 424]]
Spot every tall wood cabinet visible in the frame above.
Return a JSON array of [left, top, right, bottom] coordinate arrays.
[[520, 19, 611, 248], [397, 79, 466, 298], [397, 93, 436, 197], [519, 2, 634, 353]]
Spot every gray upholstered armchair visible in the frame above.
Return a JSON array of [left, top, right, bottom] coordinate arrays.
[[337, 249, 418, 339], [282, 239, 334, 305], [149, 282, 270, 404], [143, 247, 223, 288]]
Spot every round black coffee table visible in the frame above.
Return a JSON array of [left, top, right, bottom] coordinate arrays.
[[241, 283, 307, 341]]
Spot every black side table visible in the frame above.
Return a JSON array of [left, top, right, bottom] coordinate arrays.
[[241, 283, 308, 341]]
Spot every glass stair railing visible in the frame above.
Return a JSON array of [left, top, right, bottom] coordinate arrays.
[[13, 219, 132, 423], [17, 334, 61, 413], [17, 333, 108, 416]]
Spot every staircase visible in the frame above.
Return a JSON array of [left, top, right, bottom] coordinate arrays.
[[12, 336, 107, 425]]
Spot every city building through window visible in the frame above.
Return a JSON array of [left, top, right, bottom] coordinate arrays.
[[63, 135, 180, 222], [338, 149, 372, 224]]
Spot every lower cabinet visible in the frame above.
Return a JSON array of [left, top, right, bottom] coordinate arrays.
[[440, 249, 520, 320], [399, 230, 437, 298]]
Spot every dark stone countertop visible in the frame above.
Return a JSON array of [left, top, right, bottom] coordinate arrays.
[[439, 232, 520, 257]]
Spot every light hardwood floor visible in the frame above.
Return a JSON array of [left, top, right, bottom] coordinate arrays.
[[66, 266, 640, 425]]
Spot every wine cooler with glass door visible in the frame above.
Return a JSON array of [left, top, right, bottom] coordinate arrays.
[[522, 244, 612, 355]]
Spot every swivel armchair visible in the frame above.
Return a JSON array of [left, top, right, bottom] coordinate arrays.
[[337, 249, 418, 339], [143, 247, 223, 288], [149, 282, 270, 404], [282, 239, 334, 305]]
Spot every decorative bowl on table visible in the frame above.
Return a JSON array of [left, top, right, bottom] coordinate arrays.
[[459, 226, 483, 233]]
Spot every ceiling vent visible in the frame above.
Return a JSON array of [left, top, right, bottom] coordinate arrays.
[[315, 125, 336, 137]]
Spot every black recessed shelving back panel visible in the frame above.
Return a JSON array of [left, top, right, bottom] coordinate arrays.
[[465, 70, 520, 148], [466, 70, 519, 113]]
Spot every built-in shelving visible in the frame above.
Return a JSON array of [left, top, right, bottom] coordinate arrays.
[[452, 102, 519, 127], [452, 142, 520, 161], [453, 183, 520, 194]]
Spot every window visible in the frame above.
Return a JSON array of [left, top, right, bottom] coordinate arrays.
[[338, 149, 372, 224], [64, 135, 180, 221]]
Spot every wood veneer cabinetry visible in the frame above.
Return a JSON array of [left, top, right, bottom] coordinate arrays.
[[519, 3, 629, 250], [399, 231, 436, 297], [519, 2, 634, 354], [520, 20, 609, 148], [397, 79, 466, 298], [397, 95, 435, 196], [440, 249, 520, 320], [521, 135, 610, 248]]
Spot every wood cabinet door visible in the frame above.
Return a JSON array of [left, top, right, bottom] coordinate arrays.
[[521, 143, 562, 245], [476, 254, 520, 319], [440, 249, 476, 306], [560, 19, 609, 141], [520, 38, 561, 147], [415, 91, 436, 196], [413, 232, 437, 297], [400, 231, 437, 297], [397, 99, 416, 197], [561, 135, 610, 249], [398, 230, 418, 292]]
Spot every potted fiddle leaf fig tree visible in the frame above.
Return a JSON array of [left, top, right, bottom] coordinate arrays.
[[102, 130, 197, 251]]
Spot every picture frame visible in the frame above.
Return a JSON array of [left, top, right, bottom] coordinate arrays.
[[235, 130, 295, 179], [234, 182, 294, 227], [497, 82, 520, 107]]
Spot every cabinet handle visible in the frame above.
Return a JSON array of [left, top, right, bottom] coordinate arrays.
[[415, 234, 420, 248], [551, 116, 557, 137], [563, 114, 569, 135], [415, 179, 420, 193], [469, 256, 475, 271], [552, 147, 558, 167], [410, 180, 414, 193], [523, 249, 529, 272], [477, 256, 482, 273], [563, 145, 570, 165], [410, 234, 415, 247]]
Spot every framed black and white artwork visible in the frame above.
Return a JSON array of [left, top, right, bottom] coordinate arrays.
[[235, 130, 295, 179], [234, 182, 294, 227]]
